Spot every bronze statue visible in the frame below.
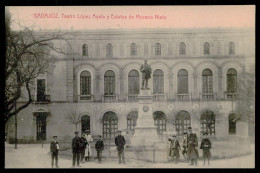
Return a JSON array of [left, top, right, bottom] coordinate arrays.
[[140, 60, 151, 89]]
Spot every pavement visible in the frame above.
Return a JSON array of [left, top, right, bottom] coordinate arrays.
[[5, 142, 255, 168]]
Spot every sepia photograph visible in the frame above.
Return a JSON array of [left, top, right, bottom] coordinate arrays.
[[4, 5, 255, 168]]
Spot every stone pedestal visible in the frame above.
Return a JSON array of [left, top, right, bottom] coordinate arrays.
[[131, 89, 168, 162]]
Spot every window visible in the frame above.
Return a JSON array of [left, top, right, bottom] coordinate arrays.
[[37, 79, 46, 102], [127, 111, 138, 133], [36, 113, 47, 140], [80, 71, 91, 96], [177, 69, 189, 94], [153, 111, 166, 135], [81, 115, 90, 134], [102, 111, 118, 138], [131, 43, 137, 55], [226, 68, 237, 94], [153, 69, 164, 94], [229, 113, 237, 135], [128, 70, 139, 101], [82, 44, 88, 56], [204, 42, 210, 55], [200, 110, 215, 136], [229, 42, 235, 54], [104, 70, 115, 95], [106, 43, 113, 57], [155, 43, 161, 55], [202, 69, 213, 95], [175, 111, 191, 135], [179, 42, 186, 55]]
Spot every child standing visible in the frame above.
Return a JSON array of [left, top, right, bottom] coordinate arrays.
[[200, 132, 212, 166], [170, 134, 181, 163], [95, 135, 104, 163]]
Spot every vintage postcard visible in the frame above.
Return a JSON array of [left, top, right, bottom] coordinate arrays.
[[5, 6, 255, 168]]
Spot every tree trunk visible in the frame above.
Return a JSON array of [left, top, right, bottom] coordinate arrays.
[[14, 101, 17, 149]]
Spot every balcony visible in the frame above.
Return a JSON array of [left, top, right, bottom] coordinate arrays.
[[128, 94, 138, 102], [78, 95, 94, 101], [224, 91, 237, 100], [200, 93, 216, 100], [103, 95, 118, 102], [177, 93, 190, 101], [36, 94, 50, 103], [153, 94, 166, 101]]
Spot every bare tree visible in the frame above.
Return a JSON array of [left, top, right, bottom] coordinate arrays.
[[236, 69, 255, 130], [4, 11, 72, 125], [66, 112, 82, 131]]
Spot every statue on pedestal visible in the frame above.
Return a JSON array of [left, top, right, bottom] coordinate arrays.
[[140, 60, 152, 89]]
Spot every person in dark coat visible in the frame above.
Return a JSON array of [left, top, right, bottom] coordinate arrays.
[[115, 130, 126, 164], [200, 132, 212, 166], [95, 135, 104, 163], [80, 133, 88, 163], [182, 132, 188, 162], [187, 127, 199, 166], [72, 131, 83, 167], [50, 136, 59, 168], [169, 135, 181, 163]]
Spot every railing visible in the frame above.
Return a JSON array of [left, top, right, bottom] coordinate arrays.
[[153, 94, 166, 101], [224, 91, 237, 100], [78, 95, 94, 101], [177, 94, 190, 101], [200, 93, 216, 100], [36, 94, 50, 102], [103, 95, 118, 101], [128, 94, 138, 102]]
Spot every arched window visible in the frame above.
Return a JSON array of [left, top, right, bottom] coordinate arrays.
[[177, 69, 189, 94], [200, 110, 215, 136], [226, 68, 237, 95], [104, 70, 115, 95], [155, 43, 161, 55], [80, 71, 91, 97], [102, 111, 118, 138], [179, 42, 186, 55], [229, 42, 235, 55], [153, 111, 166, 135], [128, 70, 139, 101], [82, 44, 88, 56], [175, 111, 191, 135], [202, 69, 213, 98], [127, 111, 138, 133], [229, 113, 237, 135], [153, 69, 164, 94], [131, 43, 137, 55], [106, 43, 113, 57], [35, 112, 47, 140], [204, 42, 210, 55], [81, 115, 90, 134]]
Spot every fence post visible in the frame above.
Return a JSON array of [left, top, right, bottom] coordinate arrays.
[[153, 143, 155, 163]]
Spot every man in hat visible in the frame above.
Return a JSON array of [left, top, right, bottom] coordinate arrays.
[[200, 132, 212, 166], [182, 132, 188, 161], [85, 130, 93, 161], [187, 127, 199, 166], [80, 132, 88, 163], [72, 131, 82, 167], [50, 136, 59, 168], [95, 135, 104, 163], [170, 134, 181, 163], [115, 130, 126, 164]]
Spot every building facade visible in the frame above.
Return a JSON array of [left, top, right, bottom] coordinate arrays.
[[6, 28, 255, 143]]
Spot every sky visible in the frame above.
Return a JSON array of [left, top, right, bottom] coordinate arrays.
[[7, 6, 255, 31]]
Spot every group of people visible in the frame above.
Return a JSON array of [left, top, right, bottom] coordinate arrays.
[[50, 127, 211, 168], [169, 127, 212, 166], [50, 130, 126, 168]]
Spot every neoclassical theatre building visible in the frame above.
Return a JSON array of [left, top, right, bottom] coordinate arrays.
[[6, 28, 254, 143]]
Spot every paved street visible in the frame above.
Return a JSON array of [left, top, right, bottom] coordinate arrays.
[[5, 143, 255, 168]]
